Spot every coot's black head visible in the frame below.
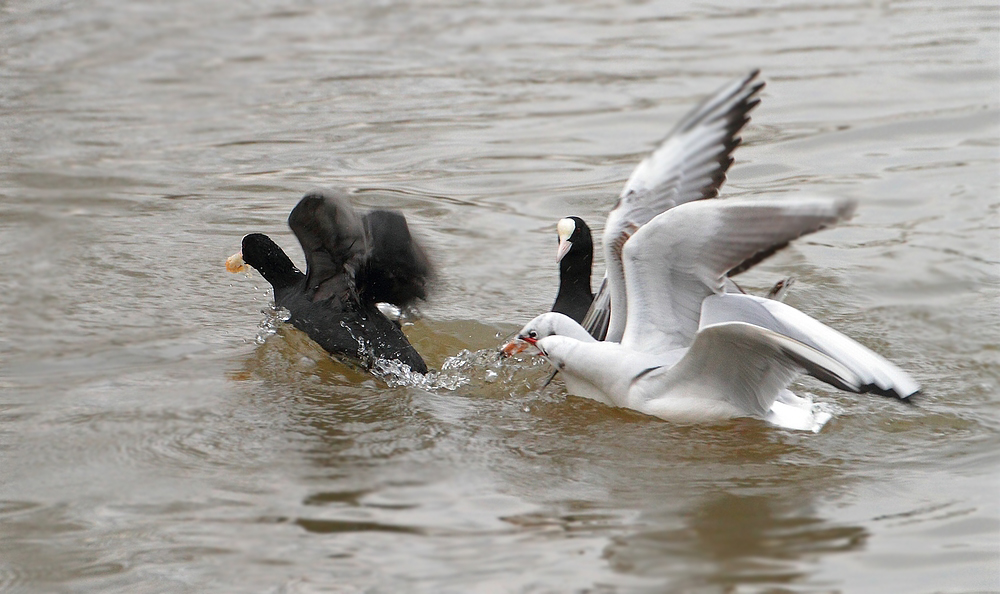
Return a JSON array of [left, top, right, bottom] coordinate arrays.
[[556, 216, 593, 266], [551, 216, 594, 323], [231, 233, 302, 290]]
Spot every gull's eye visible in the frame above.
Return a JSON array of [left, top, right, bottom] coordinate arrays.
[[528, 330, 538, 339]]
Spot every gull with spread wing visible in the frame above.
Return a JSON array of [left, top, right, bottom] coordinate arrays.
[[580, 69, 767, 341], [505, 196, 919, 431]]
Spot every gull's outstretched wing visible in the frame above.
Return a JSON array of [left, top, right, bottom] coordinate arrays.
[[700, 292, 920, 398], [620, 195, 856, 355], [580, 276, 610, 341], [638, 321, 860, 426], [598, 70, 765, 341]]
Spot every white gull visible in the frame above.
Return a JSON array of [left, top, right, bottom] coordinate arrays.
[[505, 196, 919, 431]]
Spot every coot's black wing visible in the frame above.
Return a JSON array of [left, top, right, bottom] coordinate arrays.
[[359, 210, 432, 308], [288, 190, 367, 303]]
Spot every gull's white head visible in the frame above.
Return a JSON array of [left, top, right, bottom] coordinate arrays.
[[500, 312, 589, 356], [556, 217, 576, 263]]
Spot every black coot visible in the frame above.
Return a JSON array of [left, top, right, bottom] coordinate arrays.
[[550, 216, 594, 324], [228, 190, 430, 373]]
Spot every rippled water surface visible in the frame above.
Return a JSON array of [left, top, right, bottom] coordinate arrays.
[[1, 1, 998, 592]]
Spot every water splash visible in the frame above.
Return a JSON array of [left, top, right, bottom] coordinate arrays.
[[373, 347, 552, 394], [371, 358, 469, 390], [376, 302, 401, 322], [811, 395, 843, 426], [255, 305, 291, 345], [251, 303, 548, 395]]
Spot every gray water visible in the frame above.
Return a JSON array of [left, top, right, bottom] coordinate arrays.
[[1, 1, 998, 592]]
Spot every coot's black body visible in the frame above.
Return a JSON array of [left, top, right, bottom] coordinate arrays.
[[236, 190, 430, 373], [551, 216, 594, 324]]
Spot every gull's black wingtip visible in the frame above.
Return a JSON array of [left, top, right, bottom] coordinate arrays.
[[859, 382, 921, 404], [743, 69, 766, 97]]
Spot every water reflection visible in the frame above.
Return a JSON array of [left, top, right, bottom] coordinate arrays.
[[0, 501, 128, 590], [1, 0, 996, 590], [606, 491, 868, 592], [240, 321, 870, 592]]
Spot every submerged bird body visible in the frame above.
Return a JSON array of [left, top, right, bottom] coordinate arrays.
[[230, 191, 429, 374]]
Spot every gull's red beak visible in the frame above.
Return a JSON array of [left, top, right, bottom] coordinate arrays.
[[500, 336, 535, 357]]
